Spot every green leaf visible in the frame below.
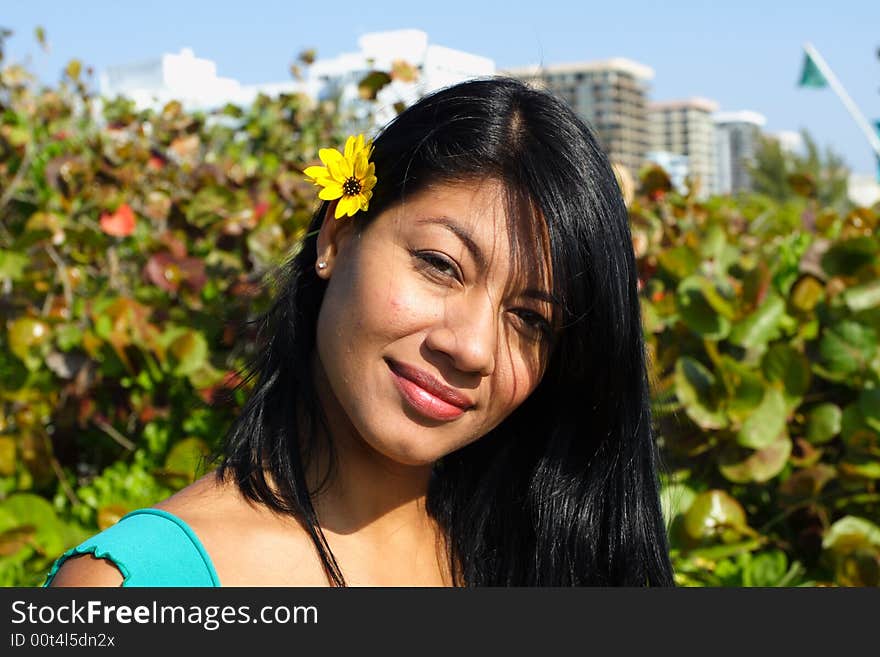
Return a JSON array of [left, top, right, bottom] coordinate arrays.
[[822, 516, 880, 552], [657, 245, 700, 281], [737, 386, 787, 449], [840, 403, 874, 444], [167, 330, 208, 376], [163, 437, 210, 480], [0, 250, 29, 281], [789, 275, 825, 313], [0, 437, 15, 476], [820, 237, 877, 277], [743, 550, 788, 587], [720, 434, 792, 483], [685, 538, 764, 562], [819, 321, 877, 376], [54, 324, 84, 351], [683, 490, 748, 542], [839, 459, 880, 479], [719, 356, 765, 423], [0, 493, 65, 556], [761, 343, 811, 407], [805, 403, 842, 444], [858, 388, 880, 433], [660, 483, 696, 526], [842, 279, 880, 312], [7, 317, 51, 371], [675, 276, 731, 339], [674, 357, 728, 429], [729, 293, 786, 348]]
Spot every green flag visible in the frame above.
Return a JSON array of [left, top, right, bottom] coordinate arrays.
[[798, 51, 827, 88], [876, 121, 880, 182]]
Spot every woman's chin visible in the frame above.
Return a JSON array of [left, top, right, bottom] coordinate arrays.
[[359, 430, 450, 468]]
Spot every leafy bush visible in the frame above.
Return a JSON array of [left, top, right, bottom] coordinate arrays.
[[0, 35, 340, 585], [2, 31, 878, 586], [637, 168, 880, 586]]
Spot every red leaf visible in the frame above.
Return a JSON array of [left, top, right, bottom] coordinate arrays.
[[145, 253, 179, 292], [99, 203, 136, 237], [253, 201, 269, 221], [144, 251, 206, 294]]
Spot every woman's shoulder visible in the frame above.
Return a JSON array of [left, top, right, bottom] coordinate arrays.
[[152, 469, 329, 586], [47, 469, 327, 587], [45, 504, 222, 587], [46, 471, 233, 587]]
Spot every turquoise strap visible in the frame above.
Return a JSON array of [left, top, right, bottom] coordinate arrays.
[[43, 508, 221, 587]]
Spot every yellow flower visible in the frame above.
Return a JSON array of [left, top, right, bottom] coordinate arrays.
[[303, 134, 377, 219]]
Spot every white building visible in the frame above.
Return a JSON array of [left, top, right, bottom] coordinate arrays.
[[97, 30, 495, 127], [771, 130, 806, 157], [98, 47, 305, 112], [848, 173, 880, 207], [310, 29, 495, 129], [714, 110, 766, 195]]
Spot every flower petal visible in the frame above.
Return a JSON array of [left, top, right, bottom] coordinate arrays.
[[334, 197, 352, 219], [319, 148, 351, 181], [318, 183, 343, 200], [303, 165, 329, 183], [358, 194, 370, 211], [362, 175, 377, 193], [344, 135, 362, 161], [354, 151, 368, 178], [347, 196, 363, 217]]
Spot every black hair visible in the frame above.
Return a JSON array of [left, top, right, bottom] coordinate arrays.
[[216, 76, 675, 586]]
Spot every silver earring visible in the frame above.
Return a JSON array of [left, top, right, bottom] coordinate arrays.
[[317, 261, 328, 271]]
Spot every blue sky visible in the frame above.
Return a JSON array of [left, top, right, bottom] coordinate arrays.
[[4, 0, 879, 174]]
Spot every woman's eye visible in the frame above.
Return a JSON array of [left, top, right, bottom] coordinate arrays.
[[512, 309, 553, 338], [414, 251, 461, 282]]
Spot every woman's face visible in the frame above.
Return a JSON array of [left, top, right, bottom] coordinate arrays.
[[312, 179, 555, 466]]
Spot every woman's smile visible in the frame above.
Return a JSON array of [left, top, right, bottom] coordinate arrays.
[[386, 357, 474, 422]]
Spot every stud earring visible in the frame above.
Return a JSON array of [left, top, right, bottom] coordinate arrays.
[[317, 260, 328, 271]]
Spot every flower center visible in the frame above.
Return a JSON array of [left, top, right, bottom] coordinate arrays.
[[342, 177, 362, 197]]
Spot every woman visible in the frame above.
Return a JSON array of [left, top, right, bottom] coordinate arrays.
[[45, 77, 674, 587]]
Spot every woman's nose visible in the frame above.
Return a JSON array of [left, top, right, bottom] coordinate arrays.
[[424, 297, 497, 377]]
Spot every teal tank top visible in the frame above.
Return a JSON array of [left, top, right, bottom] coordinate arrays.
[[42, 508, 221, 587]]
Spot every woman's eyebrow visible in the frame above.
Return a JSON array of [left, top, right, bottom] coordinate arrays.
[[414, 216, 558, 307], [523, 289, 560, 308], [414, 216, 486, 273]]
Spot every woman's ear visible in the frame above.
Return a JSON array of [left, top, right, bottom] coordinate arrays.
[[314, 201, 356, 278]]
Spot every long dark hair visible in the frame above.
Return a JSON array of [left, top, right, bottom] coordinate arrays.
[[216, 76, 675, 586]]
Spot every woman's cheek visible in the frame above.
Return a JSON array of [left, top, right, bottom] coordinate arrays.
[[380, 278, 441, 331]]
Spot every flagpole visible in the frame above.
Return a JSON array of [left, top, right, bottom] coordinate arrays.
[[802, 42, 880, 159]]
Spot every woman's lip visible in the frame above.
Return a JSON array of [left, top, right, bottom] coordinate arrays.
[[386, 360, 471, 421]]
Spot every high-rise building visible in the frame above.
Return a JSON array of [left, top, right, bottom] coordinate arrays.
[[505, 59, 654, 178], [714, 111, 766, 194], [648, 97, 719, 197]]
